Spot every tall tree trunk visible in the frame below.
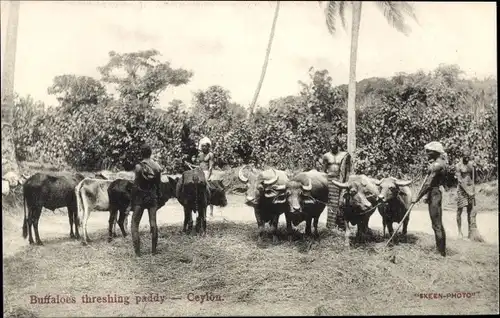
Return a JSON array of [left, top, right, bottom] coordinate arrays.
[[249, 1, 280, 117], [346, 1, 362, 165], [1, 0, 21, 176]]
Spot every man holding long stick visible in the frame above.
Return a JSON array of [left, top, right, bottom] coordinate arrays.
[[412, 141, 448, 257], [455, 149, 483, 241]]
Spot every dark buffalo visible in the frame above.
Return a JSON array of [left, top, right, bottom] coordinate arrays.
[[374, 177, 413, 239], [238, 166, 289, 243], [106, 174, 179, 241], [207, 179, 228, 209], [176, 169, 210, 235], [285, 169, 328, 241], [331, 175, 380, 247], [22, 172, 87, 245]]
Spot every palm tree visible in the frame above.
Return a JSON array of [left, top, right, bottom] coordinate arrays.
[[1, 0, 21, 175], [322, 1, 418, 159], [249, 1, 281, 116]]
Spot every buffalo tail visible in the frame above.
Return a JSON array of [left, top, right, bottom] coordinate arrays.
[[22, 189, 28, 239]]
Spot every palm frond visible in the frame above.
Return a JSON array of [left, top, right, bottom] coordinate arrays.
[[325, 1, 339, 35], [397, 1, 420, 26], [376, 1, 413, 36], [338, 1, 347, 31]]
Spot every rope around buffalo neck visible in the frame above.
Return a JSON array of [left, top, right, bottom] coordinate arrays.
[[305, 195, 383, 216]]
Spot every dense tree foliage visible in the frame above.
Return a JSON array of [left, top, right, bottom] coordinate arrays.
[[47, 75, 109, 113], [12, 51, 498, 184]]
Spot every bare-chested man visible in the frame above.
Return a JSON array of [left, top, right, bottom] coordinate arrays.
[[320, 136, 352, 231], [455, 149, 482, 241], [412, 141, 448, 257]]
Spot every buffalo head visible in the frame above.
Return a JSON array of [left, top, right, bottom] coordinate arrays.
[[238, 166, 287, 206], [373, 177, 412, 203], [285, 177, 314, 214], [208, 179, 228, 207], [332, 175, 379, 212], [159, 174, 180, 205]]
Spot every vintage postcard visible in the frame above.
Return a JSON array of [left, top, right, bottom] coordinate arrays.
[[2, 1, 498, 316]]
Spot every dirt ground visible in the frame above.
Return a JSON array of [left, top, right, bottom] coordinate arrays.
[[4, 195, 497, 257], [3, 194, 499, 317]]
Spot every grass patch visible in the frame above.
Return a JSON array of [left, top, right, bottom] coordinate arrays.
[[3, 221, 499, 316]]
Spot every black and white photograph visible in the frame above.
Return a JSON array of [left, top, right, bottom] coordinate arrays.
[[1, 1, 498, 316]]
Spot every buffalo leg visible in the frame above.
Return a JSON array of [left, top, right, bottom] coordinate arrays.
[[285, 213, 293, 242], [195, 213, 201, 233], [71, 205, 81, 240], [183, 207, 193, 234], [313, 216, 320, 239], [33, 211, 43, 245], [402, 214, 410, 241], [305, 217, 312, 238], [382, 218, 386, 237], [111, 211, 118, 238], [357, 220, 369, 243], [117, 208, 128, 237], [387, 222, 395, 238], [131, 205, 145, 257], [68, 206, 76, 239], [209, 204, 214, 217], [148, 205, 159, 255], [81, 201, 92, 245], [198, 206, 207, 236], [27, 206, 37, 245], [108, 209, 118, 242], [124, 208, 130, 231], [254, 209, 265, 241], [271, 215, 279, 244]]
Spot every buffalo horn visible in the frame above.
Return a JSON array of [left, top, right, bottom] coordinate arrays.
[[395, 179, 413, 187], [274, 184, 286, 191], [302, 178, 312, 191], [238, 166, 249, 183], [331, 179, 349, 189], [263, 169, 278, 185]]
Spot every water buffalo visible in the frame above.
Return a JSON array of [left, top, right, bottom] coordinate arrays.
[[238, 166, 289, 243], [285, 169, 328, 241], [22, 172, 87, 245], [331, 175, 380, 246], [373, 177, 413, 239], [176, 169, 210, 235], [207, 179, 228, 210]]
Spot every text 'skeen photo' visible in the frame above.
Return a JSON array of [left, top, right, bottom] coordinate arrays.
[[1, 1, 498, 317]]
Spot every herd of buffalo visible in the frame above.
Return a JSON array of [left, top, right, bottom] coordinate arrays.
[[20, 165, 414, 250]]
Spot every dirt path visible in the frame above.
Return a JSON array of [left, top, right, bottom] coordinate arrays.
[[3, 195, 498, 257]]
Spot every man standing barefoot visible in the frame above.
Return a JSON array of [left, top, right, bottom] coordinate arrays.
[[413, 141, 448, 257], [130, 144, 163, 257], [455, 149, 483, 242], [321, 136, 352, 231]]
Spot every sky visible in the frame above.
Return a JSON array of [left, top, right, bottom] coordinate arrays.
[[1, 1, 497, 110]]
